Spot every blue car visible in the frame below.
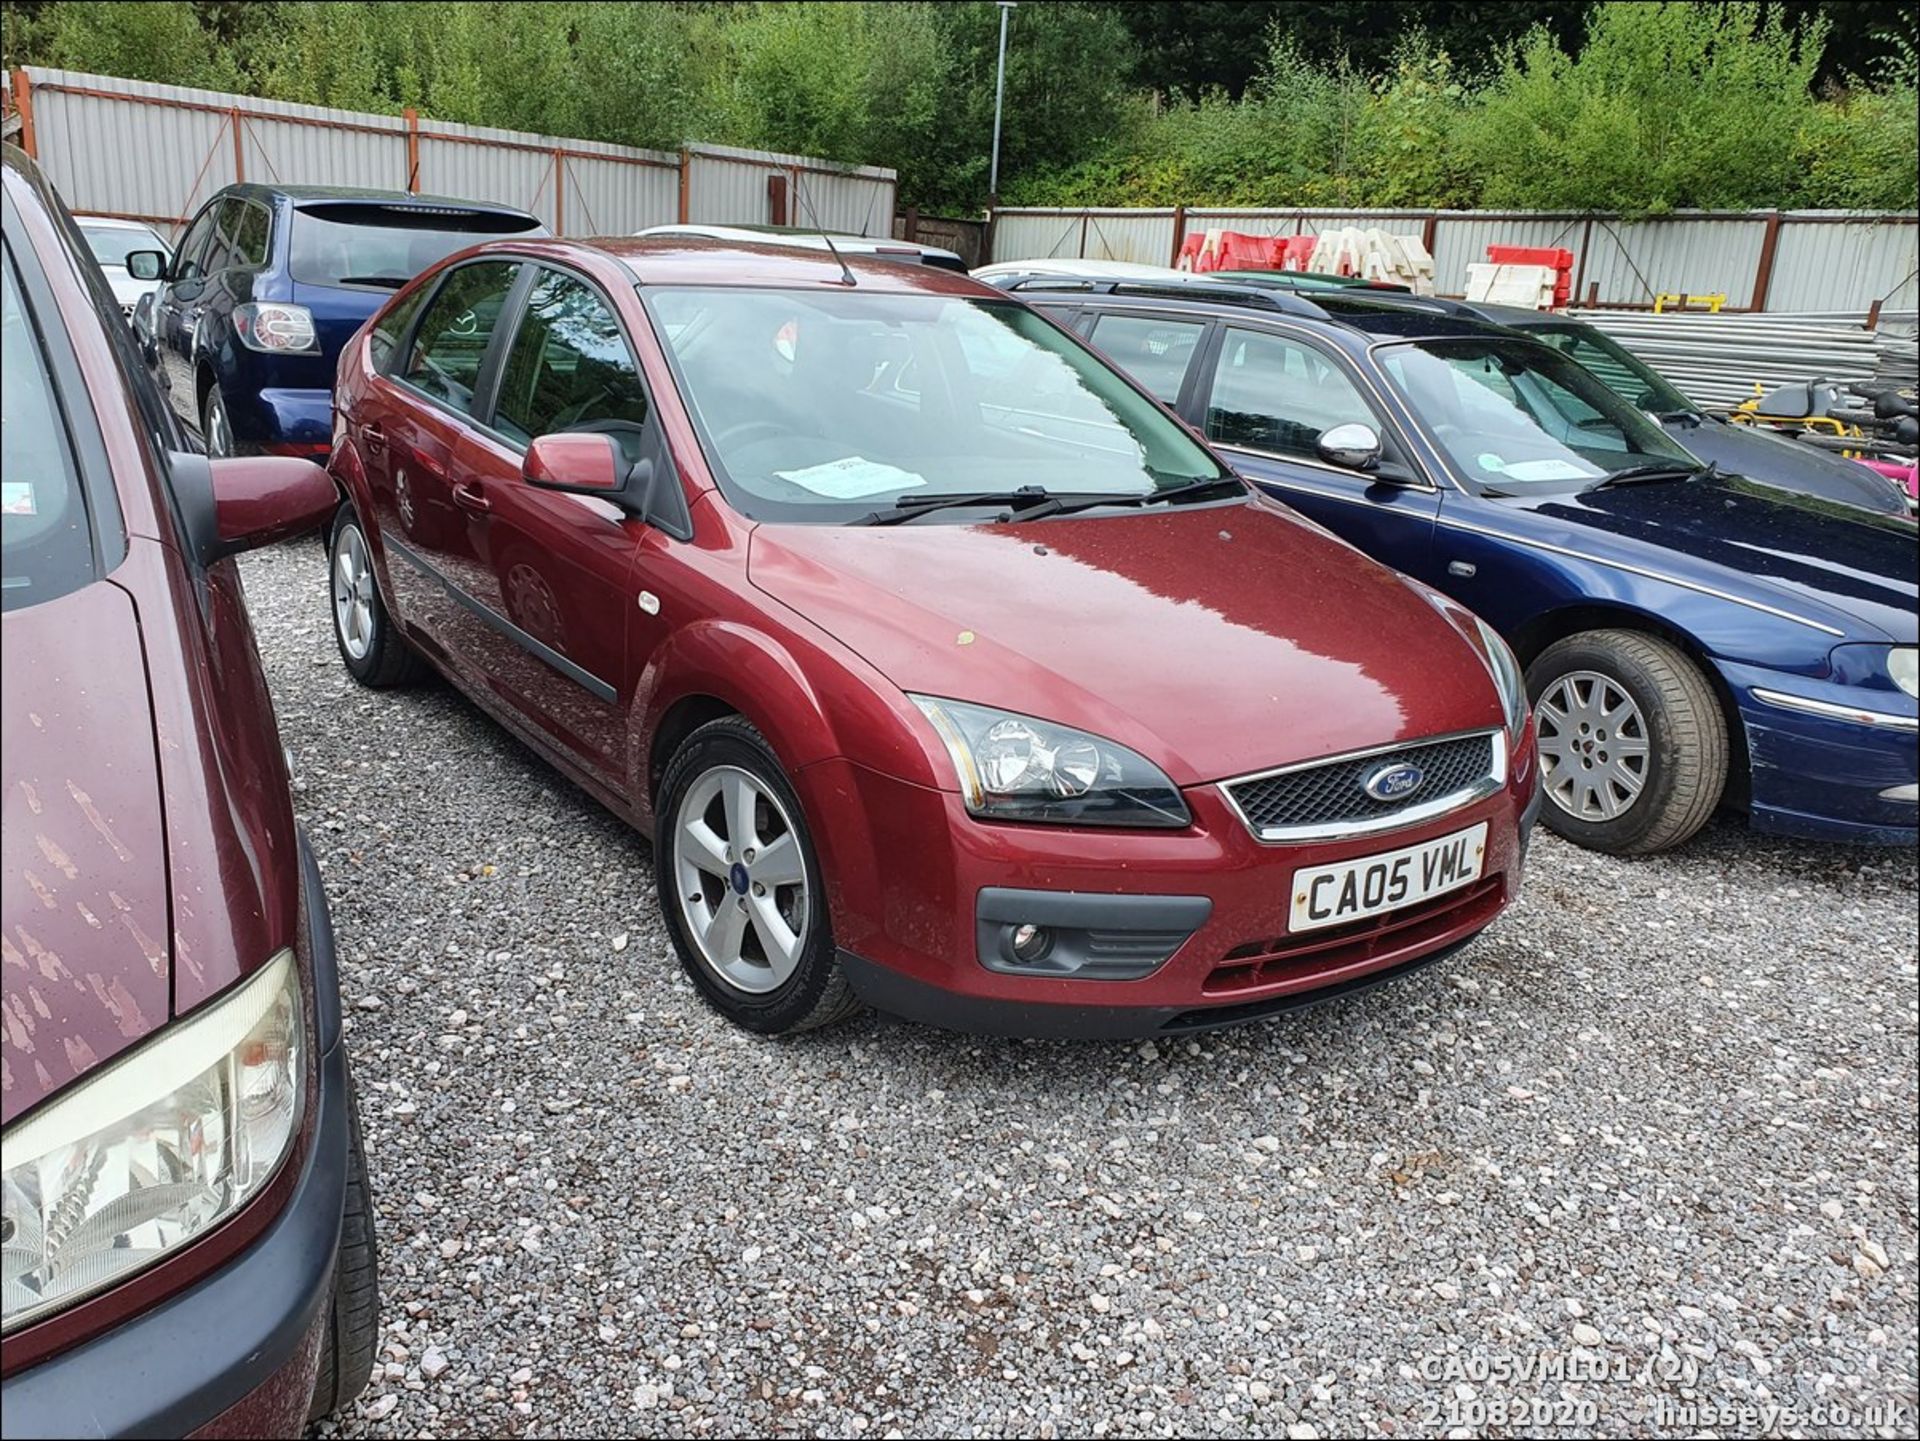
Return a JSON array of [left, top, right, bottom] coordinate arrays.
[[129, 185, 542, 457], [1021, 281, 1917, 854]]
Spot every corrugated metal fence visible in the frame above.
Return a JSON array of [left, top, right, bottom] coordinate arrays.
[[990, 206, 1919, 314], [5, 67, 896, 240]]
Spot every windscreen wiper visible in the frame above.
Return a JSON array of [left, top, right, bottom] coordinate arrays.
[[1587, 459, 1717, 491], [853, 486, 1062, 527], [1029, 474, 1245, 519]]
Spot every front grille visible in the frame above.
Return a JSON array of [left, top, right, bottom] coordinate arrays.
[[1222, 731, 1498, 840]]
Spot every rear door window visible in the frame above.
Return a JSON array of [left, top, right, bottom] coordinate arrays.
[[289, 203, 543, 291], [400, 261, 522, 416], [493, 268, 649, 459], [2, 245, 95, 610], [1087, 312, 1208, 404]]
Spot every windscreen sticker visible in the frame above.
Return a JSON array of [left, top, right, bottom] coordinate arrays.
[[1, 481, 37, 516], [774, 456, 928, 500]]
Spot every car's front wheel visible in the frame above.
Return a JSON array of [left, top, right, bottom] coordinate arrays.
[[307, 1075, 378, 1422], [655, 717, 862, 1034], [1527, 628, 1727, 855], [329, 505, 424, 687]]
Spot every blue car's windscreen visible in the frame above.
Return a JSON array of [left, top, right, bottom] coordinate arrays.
[[1379, 337, 1697, 494]]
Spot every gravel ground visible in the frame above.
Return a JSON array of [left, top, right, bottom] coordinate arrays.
[[237, 542, 1919, 1441]]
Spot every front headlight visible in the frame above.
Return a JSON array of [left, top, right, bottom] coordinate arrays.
[[2, 951, 303, 1333], [1890, 646, 1918, 700], [1474, 616, 1529, 741], [910, 696, 1191, 828]]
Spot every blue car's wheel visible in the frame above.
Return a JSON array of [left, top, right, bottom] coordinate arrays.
[[1527, 629, 1727, 855]]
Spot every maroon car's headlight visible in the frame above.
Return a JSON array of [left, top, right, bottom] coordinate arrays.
[[910, 695, 1190, 828], [1, 952, 303, 1332]]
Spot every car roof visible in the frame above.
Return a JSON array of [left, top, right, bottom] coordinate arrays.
[[496, 234, 1000, 294], [1021, 277, 1525, 344], [72, 214, 162, 232]]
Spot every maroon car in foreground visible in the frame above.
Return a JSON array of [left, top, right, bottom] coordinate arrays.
[[2, 147, 374, 1436], [326, 234, 1541, 1038]]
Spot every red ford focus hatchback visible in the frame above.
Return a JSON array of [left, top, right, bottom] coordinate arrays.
[[325, 236, 1541, 1037]]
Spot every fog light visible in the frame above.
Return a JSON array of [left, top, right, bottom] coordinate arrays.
[[1009, 924, 1052, 964]]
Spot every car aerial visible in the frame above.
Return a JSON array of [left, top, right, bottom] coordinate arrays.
[[1340, 290, 1913, 519], [323, 235, 1540, 1038], [125, 183, 543, 460], [1020, 278, 1917, 853], [2, 145, 375, 1435], [640, 223, 966, 271], [72, 214, 171, 321]]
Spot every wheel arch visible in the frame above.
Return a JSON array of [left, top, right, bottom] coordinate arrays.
[[1514, 602, 1750, 813]]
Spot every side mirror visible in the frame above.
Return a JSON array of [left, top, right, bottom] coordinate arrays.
[[1316, 422, 1382, 471], [524, 432, 626, 495], [208, 456, 338, 561], [123, 249, 168, 282]]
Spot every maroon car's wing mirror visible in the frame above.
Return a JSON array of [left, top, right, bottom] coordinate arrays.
[[208, 456, 338, 561], [524, 432, 627, 494]]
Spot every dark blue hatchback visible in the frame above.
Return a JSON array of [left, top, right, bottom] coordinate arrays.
[[1020, 281, 1918, 854], [133, 185, 542, 457]]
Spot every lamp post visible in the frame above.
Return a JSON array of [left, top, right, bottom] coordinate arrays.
[[989, 1, 1016, 205]]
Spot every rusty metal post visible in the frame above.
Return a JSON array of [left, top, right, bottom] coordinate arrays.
[[678, 148, 691, 224], [552, 148, 564, 234], [903, 205, 919, 242], [1079, 213, 1089, 258], [1169, 203, 1187, 267], [767, 173, 789, 227], [1571, 216, 1595, 308], [1750, 211, 1783, 313], [1420, 213, 1437, 259], [231, 106, 244, 181], [10, 70, 36, 156], [404, 108, 421, 192]]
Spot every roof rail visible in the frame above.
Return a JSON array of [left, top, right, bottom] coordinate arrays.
[[1010, 274, 1330, 320]]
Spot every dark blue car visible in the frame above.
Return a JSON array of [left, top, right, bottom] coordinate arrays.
[[129, 185, 541, 457], [1021, 281, 1918, 854]]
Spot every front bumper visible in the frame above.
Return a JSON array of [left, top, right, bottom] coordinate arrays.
[[1, 838, 350, 1440], [1721, 661, 1919, 845], [797, 730, 1537, 1039]]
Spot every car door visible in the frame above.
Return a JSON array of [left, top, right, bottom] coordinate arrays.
[[1191, 323, 1444, 581], [455, 263, 660, 785], [372, 258, 526, 675], [153, 201, 220, 421]]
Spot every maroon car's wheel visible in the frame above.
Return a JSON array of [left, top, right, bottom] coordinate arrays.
[[655, 717, 863, 1034], [329, 505, 424, 688], [308, 1075, 378, 1421]]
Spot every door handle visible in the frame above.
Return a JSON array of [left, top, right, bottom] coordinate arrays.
[[451, 481, 491, 515], [362, 422, 386, 457]]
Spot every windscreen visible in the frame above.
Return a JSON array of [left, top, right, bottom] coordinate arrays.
[[79, 224, 164, 268], [1378, 337, 1696, 494], [644, 287, 1226, 523], [1522, 324, 1694, 416], [289, 203, 543, 289], [2, 248, 94, 610]]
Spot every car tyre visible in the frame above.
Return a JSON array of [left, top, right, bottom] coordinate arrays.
[[307, 1075, 378, 1422], [655, 716, 863, 1034], [1527, 628, 1727, 856], [329, 505, 424, 687], [200, 382, 252, 458]]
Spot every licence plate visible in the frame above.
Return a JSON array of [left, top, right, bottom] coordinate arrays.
[[1289, 822, 1488, 934]]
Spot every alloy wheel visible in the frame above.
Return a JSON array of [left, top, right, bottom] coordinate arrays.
[[672, 765, 810, 994], [1536, 669, 1650, 822], [204, 389, 233, 458], [332, 525, 376, 661]]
